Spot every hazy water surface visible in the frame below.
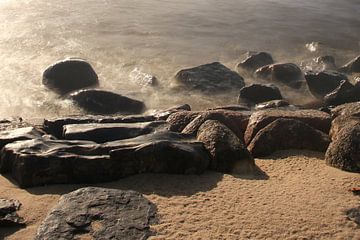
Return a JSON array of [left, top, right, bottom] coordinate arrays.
[[0, 0, 359, 117]]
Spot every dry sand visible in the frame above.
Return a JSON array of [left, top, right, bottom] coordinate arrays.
[[0, 150, 359, 240]]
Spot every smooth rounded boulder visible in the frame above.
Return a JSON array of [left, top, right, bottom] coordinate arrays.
[[43, 59, 99, 95], [237, 52, 274, 73], [238, 84, 283, 104], [69, 89, 145, 115]]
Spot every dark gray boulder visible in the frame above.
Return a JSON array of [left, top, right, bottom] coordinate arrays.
[[304, 70, 348, 99], [197, 120, 255, 173], [255, 63, 303, 88], [248, 118, 330, 157], [69, 89, 145, 115], [175, 62, 245, 93], [324, 80, 360, 106], [0, 199, 25, 227], [43, 59, 99, 95], [238, 84, 282, 104], [237, 52, 274, 73], [339, 55, 360, 73], [35, 187, 157, 240], [325, 120, 360, 173]]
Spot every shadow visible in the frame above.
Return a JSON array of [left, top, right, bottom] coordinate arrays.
[[231, 165, 269, 180], [255, 149, 325, 160], [0, 225, 26, 240]]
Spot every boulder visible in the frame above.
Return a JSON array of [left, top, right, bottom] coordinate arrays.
[[43, 59, 99, 95], [175, 62, 245, 93], [254, 63, 303, 88], [314, 55, 336, 70], [167, 111, 201, 132], [35, 187, 157, 240], [153, 104, 191, 120], [331, 102, 360, 118], [69, 89, 145, 115], [63, 121, 168, 143], [0, 127, 43, 150], [238, 84, 282, 104], [197, 120, 255, 173], [244, 109, 331, 145], [207, 105, 250, 112], [237, 52, 274, 73], [0, 199, 25, 227], [304, 70, 348, 98], [255, 100, 291, 110], [324, 80, 360, 106], [248, 118, 330, 157], [325, 120, 360, 173], [329, 115, 360, 141], [339, 55, 360, 73]]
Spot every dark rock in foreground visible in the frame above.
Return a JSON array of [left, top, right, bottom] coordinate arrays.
[[0, 199, 25, 227], [175, 62, 245, 93], [304, 70, 348, 99], [238, 84, 282, 104], [339, 55, 360, 73], [248, 118, 330, 157], [244, 109, 331, 145], [43, 59, 99, 95], [237, 52, 274, 73], [197, 120, 255, 173], [70, 89, 146, 115], [35, 187, 157, 240]]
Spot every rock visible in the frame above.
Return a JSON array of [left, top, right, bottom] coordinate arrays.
[[238, 84, 282, 104], [237, 52, 274, 73], [167, 111, 201, 132], [339, 55, 360, 73], [324, 80, 360, 106], [255, 100, 291, 110], [197, 120, 255, 173], [110, 140, 210, 175], [63, 121, 168, 143], [0, 118, 31, 132], [35, 187, 157, 240], [129, 67, 158, 87], [181, 110, 250, 140], [329, 115, 360, 141], [43, 59, 99, 95], [255, 63, 303, 88], [314, 55, 336, 70], [207, 105, 250, 111], [304, 70, 348, 98], [248, 118, 330, 157], [153, 104, 191, 120], [325, 120, 360, 173], [0, 199, 25, 227], [331, 102, 360, 118], [175, 62, 245, 93], [244, 109, 331, 145], [0, 127, 43, 150], [69, 89, 146, 115]]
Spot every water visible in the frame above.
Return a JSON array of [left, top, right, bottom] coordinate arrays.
[[0, 0, 359, 118]]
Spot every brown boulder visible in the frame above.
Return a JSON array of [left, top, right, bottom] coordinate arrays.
[[331, 102, 360, 118]]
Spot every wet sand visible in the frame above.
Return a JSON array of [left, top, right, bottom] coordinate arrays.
[[1, 150, 359, 240]]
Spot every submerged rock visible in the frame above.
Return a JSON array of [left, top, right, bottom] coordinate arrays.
[[248, 118, 330, 157], [69, 89, 146, 115], [0, 199, 25, 227], [175, 62, 245, 93], [255, 63, 303, 88], [304, 70, 348, 99], [238, 84, 282, 104], [35, 187, 157, 240], [244, 109, 331, 145], [43, 59, 99, 95], [197, 120, 255, 173], [237, 52, 274, 73], [339, 55, 360, 73]]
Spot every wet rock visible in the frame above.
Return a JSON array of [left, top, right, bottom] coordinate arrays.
[[43, 59, 99, 95], [63, 121, 168, 143], [324, 80, 360, 106], [129, 67, 158, 87], [248, 118, 330, 157], [314, 55, 336, 70], [197, 120, 255, 173], [110, 140, 210, 175], [35, 187, 157, 240], [207, 105, 250, 112], [181, 110, 250, 140], [255, 100, 291, 110], [325, 120, 360, 173], [339, 55, 360, 73], [304, 70, 348, 98], [175, 62, 245, 93], [69, 89, 145, 115], [238, 84, 282, 104], [167, 111, 201, 132], [0, 127, 43, 150], [244, 109, 331, 145], [0, 199, 25, 227], [255, 63, 303, 88], [153, 104, 191, 120], [237, 52, 274, 73]]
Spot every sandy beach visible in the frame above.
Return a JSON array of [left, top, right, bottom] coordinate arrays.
[[1, 150, 359, 240]]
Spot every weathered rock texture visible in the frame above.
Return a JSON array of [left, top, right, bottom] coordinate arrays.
[[35, 187, 157, 240], [0, 199, 25, 227]]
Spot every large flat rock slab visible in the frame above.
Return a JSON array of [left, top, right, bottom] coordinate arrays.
[[35, 187, 157, 240]]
